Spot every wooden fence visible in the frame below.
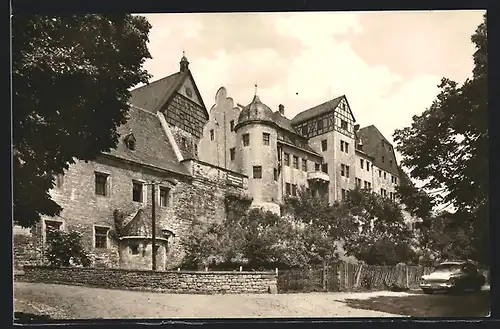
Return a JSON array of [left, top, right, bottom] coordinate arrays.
[[277, 262, 435, 293]]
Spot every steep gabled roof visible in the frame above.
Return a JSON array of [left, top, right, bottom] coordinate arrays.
[[357, 125, 400, 177], [102, 105, 191, 177], [129, 72, 183, 113], [291, 95, 344, 125], [129, 70, 209, 120]]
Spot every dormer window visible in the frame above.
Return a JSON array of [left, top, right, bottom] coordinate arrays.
[[124, 133, 136, 151]]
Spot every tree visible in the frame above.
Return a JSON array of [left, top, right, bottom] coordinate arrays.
[[341, 188, 414, 265], [181, 207, 305, 270], [283, 189, 351, 265], [12, 15, 152, 228], [393, 14, 488, 264], [45, 229, 91, 267]]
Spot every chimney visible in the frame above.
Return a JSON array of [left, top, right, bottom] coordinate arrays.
[[354, 124, 360, 132], [278, 104, 285, 115]]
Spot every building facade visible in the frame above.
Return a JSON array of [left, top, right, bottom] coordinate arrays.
[[198, 86, 404, 212], [14, 55, 249, 271], [14, 54, 410, 271]]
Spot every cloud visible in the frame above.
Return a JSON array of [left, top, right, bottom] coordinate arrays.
[[138, 11, 483, 162]]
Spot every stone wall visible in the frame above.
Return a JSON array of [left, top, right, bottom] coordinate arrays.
[[18, 266, 278, 295]]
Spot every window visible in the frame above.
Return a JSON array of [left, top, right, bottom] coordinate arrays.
[[315, 163, 320, 171], [230, 148, 235, 161], [364, 181, 371, 190], [132, 181, 143, 202], [230, 120, 235, 131], [130, 244, 140, 255], [181, 137, 187, 149], [55, 173, 64, 188], [356, 178, 361, 187], [293, 156, 299, 169], [291, 184, 297, 197], [159, 187, 170, 207], [382, 156, 385, 163], [317, 119, 324, 130], [366, 161, 370, 171], [379, 169, 382, 177], [242, 133, 250, 146], [286, 183, 291, 195], [210, 129, 214, 141], [95, 172, 108, 196], [284, 153, 290, 166], [302, 125, 308, 135], [390, 192, 394, 201], [321, 139, 328, 151], [194, 144, 198, 156], [390, 160, 393, 166], [321, 163, 328, 174], [380, 189, 387, 197], [341, 189, 347, 200], [45, 220, 62, 243], [340, 140, 349, 153], [263, 133, 270, 146], [346, 165, 350, 178], [125, 134, 136, 151], [341, 164, 349, 177], [94, 226, 109, 249], [302, 159, 307, 171], [341, 119, 348, 130], [253, 166, 262, 179], [274, 168, 278, 181], [360, 159, 364, 168], [384, 172, 387, 179]]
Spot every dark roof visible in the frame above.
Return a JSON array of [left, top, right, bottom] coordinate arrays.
[[129, 70, 209, 120], [272, 111, 300, 135], [237, 95, 275, 126], [122, 208, 164, 237], [357, 125, 400, 177], [272, 112, 321, 157], [129, 72, 183, 113], [291, 95, 344, 125], [103, 105, 191, 177]]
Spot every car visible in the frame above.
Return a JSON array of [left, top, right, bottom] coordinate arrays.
[[419, 261, 486, 294]]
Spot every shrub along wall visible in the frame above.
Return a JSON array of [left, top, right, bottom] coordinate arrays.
[[18, 266, 278, 295]]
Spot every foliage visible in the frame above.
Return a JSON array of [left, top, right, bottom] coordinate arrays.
[[45, 229, 91, 267], [283, 188, 351, 265], [108, 209, 127, 241], [393, 15, 488, 265], [341, 188, 415, 265], [12, 14, 152, 228]]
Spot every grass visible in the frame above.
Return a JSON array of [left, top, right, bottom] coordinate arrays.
[[340, 290, 491, 317]]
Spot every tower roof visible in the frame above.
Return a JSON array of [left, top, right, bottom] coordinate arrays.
[[237, 94, 275, 127]]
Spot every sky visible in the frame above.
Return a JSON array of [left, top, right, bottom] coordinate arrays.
[[137, 10, 485, 166]]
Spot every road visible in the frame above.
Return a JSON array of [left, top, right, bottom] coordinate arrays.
[[14, 282, 409, 319]]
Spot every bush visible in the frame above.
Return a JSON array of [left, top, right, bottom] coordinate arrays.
[[45, 229, 91, 267]]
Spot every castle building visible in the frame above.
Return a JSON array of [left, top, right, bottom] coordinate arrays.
[[198, 84, 405, 212], [14, 55, 409, 271]]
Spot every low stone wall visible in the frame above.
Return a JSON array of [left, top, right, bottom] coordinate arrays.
[[17, 266, 278, 294]]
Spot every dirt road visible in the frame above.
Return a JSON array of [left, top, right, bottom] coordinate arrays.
[[14, 282, 408, 319]]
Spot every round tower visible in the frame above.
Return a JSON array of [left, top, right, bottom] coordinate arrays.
[[234, 94, 280, 214]]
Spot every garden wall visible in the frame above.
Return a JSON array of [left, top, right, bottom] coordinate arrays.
[[17, 266, 278, 295]]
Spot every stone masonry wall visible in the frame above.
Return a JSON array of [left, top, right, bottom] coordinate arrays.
[[19, 266, 278, 295]]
